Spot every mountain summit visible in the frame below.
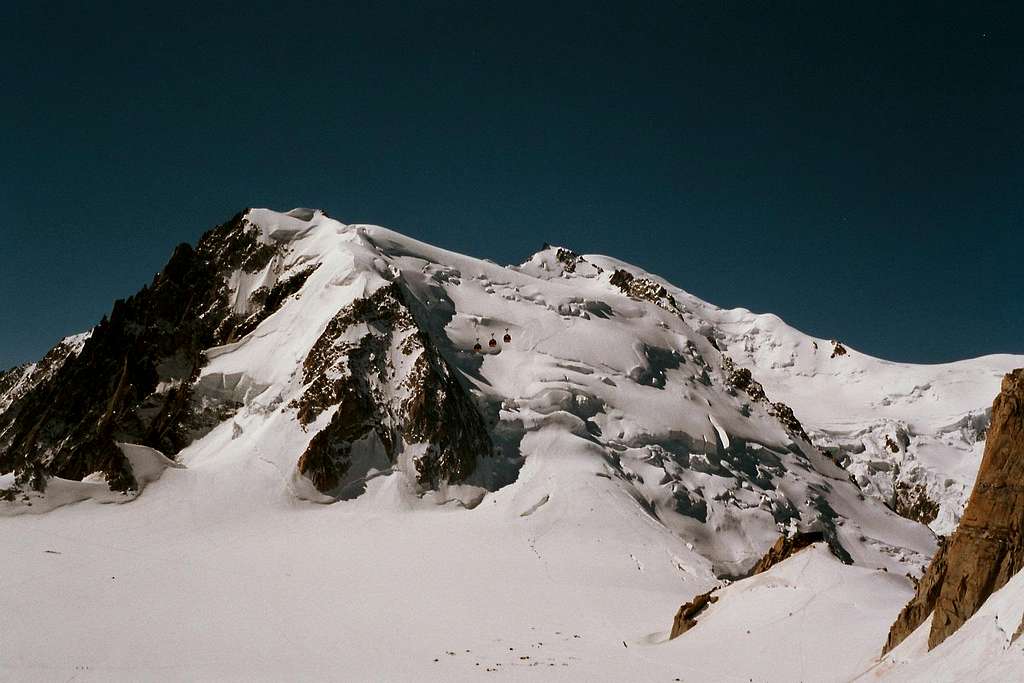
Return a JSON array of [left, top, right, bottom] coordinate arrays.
[[1, 208, 1019, 680]]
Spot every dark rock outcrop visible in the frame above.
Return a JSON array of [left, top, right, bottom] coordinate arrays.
[[295, 282, 493, 494], [884, 369, 1024, 653], [0, 366, 28, 414], [721, 356, 810, 442], [229, 264, 319, 340], [721, 361, 767, 402], [0, 335, 88, 419], [892, 481, 940, 526], [0, 210, 288, 493], [555, 248, 580, 273], [609, 268, 677, 309], [767, 402, 811, 443]]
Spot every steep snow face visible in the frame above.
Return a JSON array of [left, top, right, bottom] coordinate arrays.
[[584, 256, 1023, 535]]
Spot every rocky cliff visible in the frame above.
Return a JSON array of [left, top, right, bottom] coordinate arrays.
[[293, 281, 492, 496], [0, 209, 497, 502], [884, 368, 1024, 653]]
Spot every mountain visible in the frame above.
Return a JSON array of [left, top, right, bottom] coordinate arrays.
[[632, 268, 1017, 536], [0, 331, 90, 415], [0, 208, 1018, 681]]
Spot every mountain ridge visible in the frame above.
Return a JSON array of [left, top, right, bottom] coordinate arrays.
[[1, 207, 1020, 680]]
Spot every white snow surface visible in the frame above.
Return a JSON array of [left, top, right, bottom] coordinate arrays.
[[670, 544, 918, 683], [0, 209, 1018, 681], [0, 443, 181, 516], [862, 564, 1024, 681], [588, 257, 1021, 535]]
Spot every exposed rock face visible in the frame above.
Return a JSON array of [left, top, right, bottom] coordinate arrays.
[[669, 589, 719, 639], [229, 264, 319, 340], [0, 210, 284, 493], [554, 247, 581, 273], [1, 208, 497, 503], [721, 356, 810, 443], [0, 334, 90, 418], [722, 363, 767, 402], [294, 282, 492, 495], [884, 369, 1024, 653], [749, 531, 826, 575], [893, 481, 940, 526], [609, 268, 677, 310], [767, 402, 811, 443]]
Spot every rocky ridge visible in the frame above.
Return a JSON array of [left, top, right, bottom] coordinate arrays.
[[293, 281, 493, 497], [0, 332, 90, 418], [0, 209, 500, 505], [884, 368, 1024, 653], [0, 211, 939, 587]]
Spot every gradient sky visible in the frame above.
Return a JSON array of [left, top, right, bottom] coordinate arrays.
[[2, 2, 1021, 369]]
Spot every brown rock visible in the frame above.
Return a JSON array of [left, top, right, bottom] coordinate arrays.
[[719, 356, 809, 442], [893, 481, 939, 526], [749, 531, 826, 575], [1012, 613, 1024, 644], [883, 368, 1024, 653], [669, 589, 719, 639]]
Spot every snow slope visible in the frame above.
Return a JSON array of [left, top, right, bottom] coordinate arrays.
[[666, 544, 918, 683], [862, 564, 1024, 682], [592, 257, 1022, 535], [0, 208, 1013, 681]]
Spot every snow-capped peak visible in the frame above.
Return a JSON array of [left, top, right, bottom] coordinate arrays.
[[1, 207, 1019, 681]]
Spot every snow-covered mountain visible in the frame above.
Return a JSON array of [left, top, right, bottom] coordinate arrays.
[[0, 208, 1018, 681], [667, 285, 1015, 537]]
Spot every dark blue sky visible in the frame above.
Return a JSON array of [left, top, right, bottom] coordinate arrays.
[[2, 2, 1021, 368]]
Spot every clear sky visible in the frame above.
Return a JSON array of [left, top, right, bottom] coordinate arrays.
[[1, 2, 1021, 369]]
